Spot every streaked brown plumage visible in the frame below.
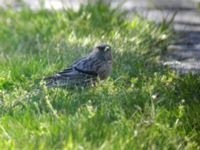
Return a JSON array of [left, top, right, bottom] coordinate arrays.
[[44, 44, 112, 88]]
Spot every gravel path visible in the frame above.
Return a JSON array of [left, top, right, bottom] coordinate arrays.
[[136, 8, 200, 74], [121, 0, 200, 74]]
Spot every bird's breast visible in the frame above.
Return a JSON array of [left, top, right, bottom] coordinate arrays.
[[98, 61, 112, 80]]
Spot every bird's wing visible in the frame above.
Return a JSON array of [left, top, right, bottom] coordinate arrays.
[[43, 57, 98, 87], [43, 57, 83, 79]]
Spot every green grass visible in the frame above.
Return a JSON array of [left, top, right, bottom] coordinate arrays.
[[0, 2, 200, 150]]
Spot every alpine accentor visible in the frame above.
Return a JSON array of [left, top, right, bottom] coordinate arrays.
[[44, 44, 112, 88]]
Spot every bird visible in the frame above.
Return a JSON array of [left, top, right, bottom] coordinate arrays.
[[43, 44, 112, 88]]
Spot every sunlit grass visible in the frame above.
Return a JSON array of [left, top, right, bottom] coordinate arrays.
[[0, 2, 200, 150]]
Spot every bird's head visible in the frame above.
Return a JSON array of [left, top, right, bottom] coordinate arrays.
[[96, 44, 111, 52], [93, 44, 112, 61]]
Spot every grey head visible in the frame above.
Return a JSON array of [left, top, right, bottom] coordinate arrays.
[[90, 44, 112, 62]]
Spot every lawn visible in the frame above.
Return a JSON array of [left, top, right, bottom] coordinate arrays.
[[0, 2, 200, 150]]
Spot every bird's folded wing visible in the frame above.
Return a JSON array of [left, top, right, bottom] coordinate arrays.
[[44, 68, 80, 80], [43, 56, 99, 87]]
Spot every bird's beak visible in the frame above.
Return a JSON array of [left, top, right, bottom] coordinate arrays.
[[105, 47, 110, 51]]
